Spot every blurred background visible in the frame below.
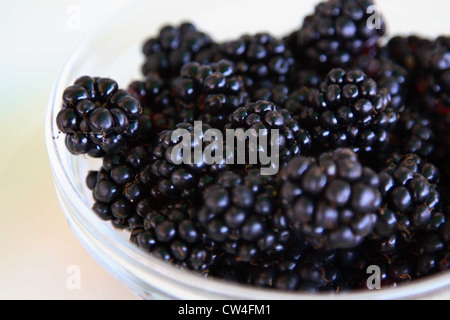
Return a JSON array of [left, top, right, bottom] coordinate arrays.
[[0, 0, 448, 300]]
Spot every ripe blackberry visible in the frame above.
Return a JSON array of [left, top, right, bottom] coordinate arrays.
[[385, 35, 431, 78], [197, 169, 291, 262], [224, 100, 312, 169], [280, 148, 382, 249], [151, 122, 228, 200], [172, 59, 250, 127], [218, 33, 295, 92], [362, 194, 448, 284], [247, 242, 371, 292], [416, 36, 450, 114], [373, 153, 441, 241], [430, 114, 450, 184], [295, 0, 386, 70], [141, 22, 216, 81], [389, 107, 435, 158], [57, 76, 144, 156], [127, 74, 178, 134], [87, 146, 160, 229], [296, 68, 396, 153], [133, 201, 218, 273], [352, 55, 408, 111], [252, 84, 291, 108]]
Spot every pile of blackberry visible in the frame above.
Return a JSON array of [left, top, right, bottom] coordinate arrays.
[[54, 0, 449, 294]]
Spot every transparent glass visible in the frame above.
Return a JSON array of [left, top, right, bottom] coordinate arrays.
[[45, 0, 450, 299]]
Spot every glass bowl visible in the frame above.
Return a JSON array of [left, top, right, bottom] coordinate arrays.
[[45, 0, 450, 299]]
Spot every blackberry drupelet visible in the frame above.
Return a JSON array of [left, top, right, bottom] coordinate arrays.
[[218, 33, 295, 92], [295, 0, 386, 70], [57, 76, 144, 156], [295, 68, 396, 153], [151, 122, 228, 200], [132, 201, 218, 273], [225, 100, 312, 169], [88, 146, 160, 229], [141, 22, 217, 81], [172, 59, 250, 127], [197, 169, 291, 262], [280, 148, 382, 249]]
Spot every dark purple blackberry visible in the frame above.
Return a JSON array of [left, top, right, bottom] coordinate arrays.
[[280, 148, 382, 249], [197, 169, 291, 262], [225, 100, 312, 169], [352, 55, 408, 111], [218, 33, 295, 91], [172, 59, 250, 127], [151, 122, 228, 200], [373, 153, 441, 241], [252, 84, 291, 107], [208, 253, 255, 284], [416, 36, 450, 114], [132, 201, 218, 273], [361, 191, 449, 284], [128, 74, 178, 134], [56, 76, 145, 156], [385, 35, 431, 78], [88, 146, 160, 229], [296, 68, 396, 153], [141, 22, 217, 81], [295, 0, 386, 70], [389, 107, 435, 158], [291, 68, 324, 90], [247, 242, 371, 292], [430, 114, 450, 184]]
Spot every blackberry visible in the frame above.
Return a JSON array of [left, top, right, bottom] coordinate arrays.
[[133, 201, 218, 273], [247, 243, 370, 292], [290, 68, 324, 90], [87, 146, 160, 228], [151, 122, 228, 200], [373, 153, 441, 241], [209, 253, 254, 284], [385, 35, 431, 78], [172, 59, 250, 127], [252, 84, 291, 108], [387, 36, 450, 115], [224, 100, 312, 169], [141, 22, 216, 81], [430, 114, 450, 184], [362, 194, 448, 284], [280, 148, 382, 249], [295, 68, 396, 153], [389, 107, 435, 158], [352, 55, 408, 111], [416, 36, 450, 114], [295, 0, 386, 70], [197, 169, 290, 262], [56, 76, 145, 156], [218, 33, 295, 92], [128, 74, 178, 134]]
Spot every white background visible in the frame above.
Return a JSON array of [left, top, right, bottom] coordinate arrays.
[[0, 0, 448, 299]]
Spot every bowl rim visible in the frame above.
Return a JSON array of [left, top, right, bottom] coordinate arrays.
[[45, 1, 450, 299]]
